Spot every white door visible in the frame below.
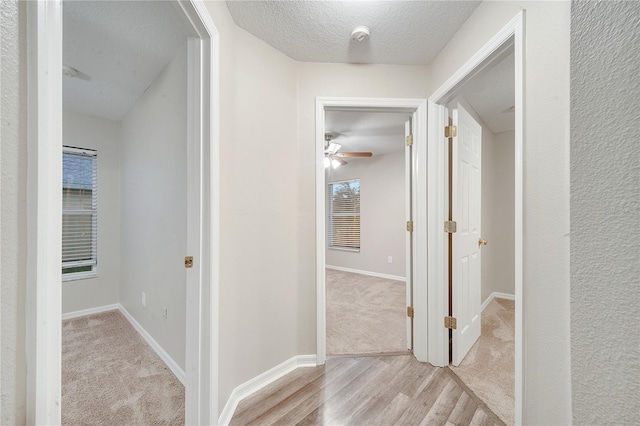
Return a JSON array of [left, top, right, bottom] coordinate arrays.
[[405, 118, 413, 350], [451, 103, 483, 366]]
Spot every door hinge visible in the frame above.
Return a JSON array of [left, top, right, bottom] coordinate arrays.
[[184, 256, 193, 269], [445, 125, 457, 138], [444, 220, 457, 233], [405, 134, 413, 147], [407, 306, 414, 318], [406, 221, 414, 232], [444, 316, 457, 329]]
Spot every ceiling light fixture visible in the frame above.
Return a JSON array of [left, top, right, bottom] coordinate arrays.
[[331, 158, 342, 169], [351, 26, 370, 42]]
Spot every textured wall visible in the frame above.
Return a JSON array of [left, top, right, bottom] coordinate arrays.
[[570, 1, 640, 424], [1, 0, 27, 423]]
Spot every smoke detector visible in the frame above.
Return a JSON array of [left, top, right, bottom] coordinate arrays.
[[351, 26, 370, 42]]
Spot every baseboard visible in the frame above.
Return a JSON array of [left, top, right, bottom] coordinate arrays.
[[326, 265, 406, 282], [118, 305, 186, 385], [218, 354, 317, 426], [481, 291, 516, 312], [62, 303, 120, 320]]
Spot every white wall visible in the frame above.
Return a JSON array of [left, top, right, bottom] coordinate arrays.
[[482, 130, 515, 302], [62, 110, 121, 313], [429, 2, 572, 423], [202, 2, 301, 412], [570, 1, 640, 423], [120, 43, 188, 369], [0, 1, 27, 423], [326, 150, 406, 278]]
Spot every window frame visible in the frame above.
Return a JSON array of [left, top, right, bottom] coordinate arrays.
[[62, 145, 98, 281], [327, 178, 361, 252]]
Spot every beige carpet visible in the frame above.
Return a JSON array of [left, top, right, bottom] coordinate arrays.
[[450, 297, 515, 425], [62, 310, 184, 425], [326, 268, 407, 355]]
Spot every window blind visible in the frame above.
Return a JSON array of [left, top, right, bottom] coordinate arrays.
[[328, 180, 360, 250], [62, 146, 97, 275]]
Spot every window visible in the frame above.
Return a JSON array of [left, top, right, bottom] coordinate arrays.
[[328, 179, 360, 251], [62, 146, 98, 280]]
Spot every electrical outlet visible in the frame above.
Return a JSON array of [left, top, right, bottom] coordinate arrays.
[[388, 256, 393, 264], [142, 292, 146, 307], [162, 307, 168, 319]]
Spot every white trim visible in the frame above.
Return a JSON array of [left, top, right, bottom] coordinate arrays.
[[217, 355, 317, 426], [326, 265, 406, 282], [426, 11, 525, 425], [118, 305, 186, 385], [316, 97, 428, 366], [481, 292, 516, 312], [61, 303, 119, 320], [26, 1, 63, 423], [26, 1, 220, 424]]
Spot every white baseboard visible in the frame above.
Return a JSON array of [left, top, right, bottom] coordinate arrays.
[[218, 354, 317, 426], [481, 291, 516, 312], [117, 305, 186, 385], [62, 303, 119, 320], [326, 265, 406, 282], [61, 303, 185, 386]]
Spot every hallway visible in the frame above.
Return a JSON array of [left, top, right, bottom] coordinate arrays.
[[230, 354, 504, 425]]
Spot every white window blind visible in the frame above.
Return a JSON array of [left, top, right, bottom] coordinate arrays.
[[328, 179, 360, 251], [62, 146, 97, 277]]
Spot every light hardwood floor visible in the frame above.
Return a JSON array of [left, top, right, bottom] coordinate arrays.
[[230, 354, 505, 425]]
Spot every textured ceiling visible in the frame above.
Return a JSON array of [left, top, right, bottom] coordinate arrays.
[[63, 1, 190, 121], [325, 111, 409, 158], [226, 1, 481, 65], [460, 52, 515, 134]]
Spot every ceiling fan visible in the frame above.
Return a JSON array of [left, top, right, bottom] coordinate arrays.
[[324, 134, 373, 169]]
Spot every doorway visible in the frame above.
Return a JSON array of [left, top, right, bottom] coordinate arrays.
[[324, 110, 411, 356], [25, 1, 219, 424], [315, 97, 428, 365], [426, 11, 524, 425]]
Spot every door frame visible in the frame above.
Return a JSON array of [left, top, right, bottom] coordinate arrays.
[[315, 97, 428, 365], [25, 1, 220, 424], [426, 11, 524, 424]]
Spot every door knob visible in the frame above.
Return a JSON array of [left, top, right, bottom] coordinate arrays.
[[478, 238, 488, 246]]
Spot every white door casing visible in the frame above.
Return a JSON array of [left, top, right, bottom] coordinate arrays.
[[427, 11, 524, 423], [405, 118, 413, 350], [315, 97, 428, 365], [26, 1, 220, 424], [451, 103, 482, 366]]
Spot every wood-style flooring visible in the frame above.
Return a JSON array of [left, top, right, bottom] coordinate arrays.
[[230, 354, 505, 426]]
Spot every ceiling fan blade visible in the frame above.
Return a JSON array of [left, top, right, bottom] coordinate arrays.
[[331, 156, 348, 167], [326, 142, 342, 155], [335, 152, 373, 158]]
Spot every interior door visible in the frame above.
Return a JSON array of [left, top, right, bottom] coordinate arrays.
[[405, 118, 414, 350], [451, 103, 483, 366]]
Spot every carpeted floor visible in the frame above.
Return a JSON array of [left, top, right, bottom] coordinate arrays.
[[450, 297, 515, 425], [62, 310, 184, 425], [326, 268, 407, 355]]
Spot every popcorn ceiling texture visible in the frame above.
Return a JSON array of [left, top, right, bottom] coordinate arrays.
[[570, 1, 640, 424], [1, 1, 28, 424], [226, 1, 480, 65]]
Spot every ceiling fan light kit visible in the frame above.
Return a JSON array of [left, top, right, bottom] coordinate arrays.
[[324, 133, 373, 168]]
